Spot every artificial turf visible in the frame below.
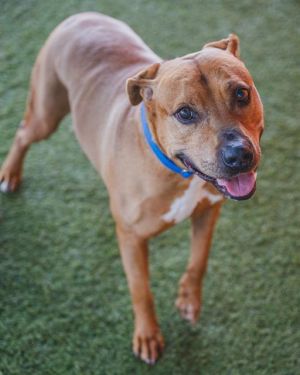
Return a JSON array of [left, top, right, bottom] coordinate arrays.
[[0, 0, 299, 374]]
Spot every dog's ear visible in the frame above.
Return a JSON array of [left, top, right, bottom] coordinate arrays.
[[204, 34, 240, 58], [126, 63, 160, 105]]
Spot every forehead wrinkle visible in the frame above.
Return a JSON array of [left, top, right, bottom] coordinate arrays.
[[190, 57, 207, 83], [194, 48, 253, 85], [175, 59, 212, 105], [188, 57, 219, 103], [156, 62, 200, 110], [189, 56, 224, 114]]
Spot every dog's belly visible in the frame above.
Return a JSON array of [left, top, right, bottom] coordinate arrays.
[[162, 177, 223, 224]]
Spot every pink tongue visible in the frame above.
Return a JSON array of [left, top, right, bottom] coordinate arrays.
[[217, 172, 256, 197]]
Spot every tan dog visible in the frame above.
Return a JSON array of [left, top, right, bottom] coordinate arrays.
[[0, 13, 264, 364]]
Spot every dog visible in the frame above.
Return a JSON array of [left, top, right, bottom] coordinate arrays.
[[0, 12, 264, 364]]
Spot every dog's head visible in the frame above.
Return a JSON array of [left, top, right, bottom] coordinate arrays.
[[127, 34, 264, 200]]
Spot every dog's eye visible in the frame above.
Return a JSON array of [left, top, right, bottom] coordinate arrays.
[[175, 106, 198, 125], [235, 87, 250, 105]]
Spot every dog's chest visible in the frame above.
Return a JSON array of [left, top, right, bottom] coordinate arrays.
[[162, 176, 222, 223]]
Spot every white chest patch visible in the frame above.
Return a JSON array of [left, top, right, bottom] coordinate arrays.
[[162, 176, 223, 224]]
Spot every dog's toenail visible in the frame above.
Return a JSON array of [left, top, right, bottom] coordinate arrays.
[[0, 181, 10, 193]]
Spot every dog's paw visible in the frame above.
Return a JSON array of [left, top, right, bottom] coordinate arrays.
[[0, 167, 21, 193], [176, 274, 201, 324], [133, 326, 164, 365]]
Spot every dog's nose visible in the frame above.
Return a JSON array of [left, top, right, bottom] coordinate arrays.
[[220, 128, 255, 173], [221, 144, 254, 172]]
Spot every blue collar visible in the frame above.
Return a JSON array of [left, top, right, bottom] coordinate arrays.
[[140, 103, 193, 179]]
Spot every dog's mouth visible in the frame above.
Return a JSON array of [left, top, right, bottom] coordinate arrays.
[[178, 155, 257, 201]]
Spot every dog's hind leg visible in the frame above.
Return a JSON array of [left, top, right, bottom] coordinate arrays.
[[0, 47, 70, 192]]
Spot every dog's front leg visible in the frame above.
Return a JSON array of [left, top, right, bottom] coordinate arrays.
[[176, 203, 222, 323], [116, 226, 164, 364]]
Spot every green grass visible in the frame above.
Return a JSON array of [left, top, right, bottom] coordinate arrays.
[[1, 1, 299, 374]]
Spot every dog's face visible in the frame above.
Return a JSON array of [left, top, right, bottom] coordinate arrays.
[[127, 35, 264, 200]]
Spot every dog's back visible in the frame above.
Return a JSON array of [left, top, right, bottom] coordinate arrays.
[[22, 13, 161, 175]]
